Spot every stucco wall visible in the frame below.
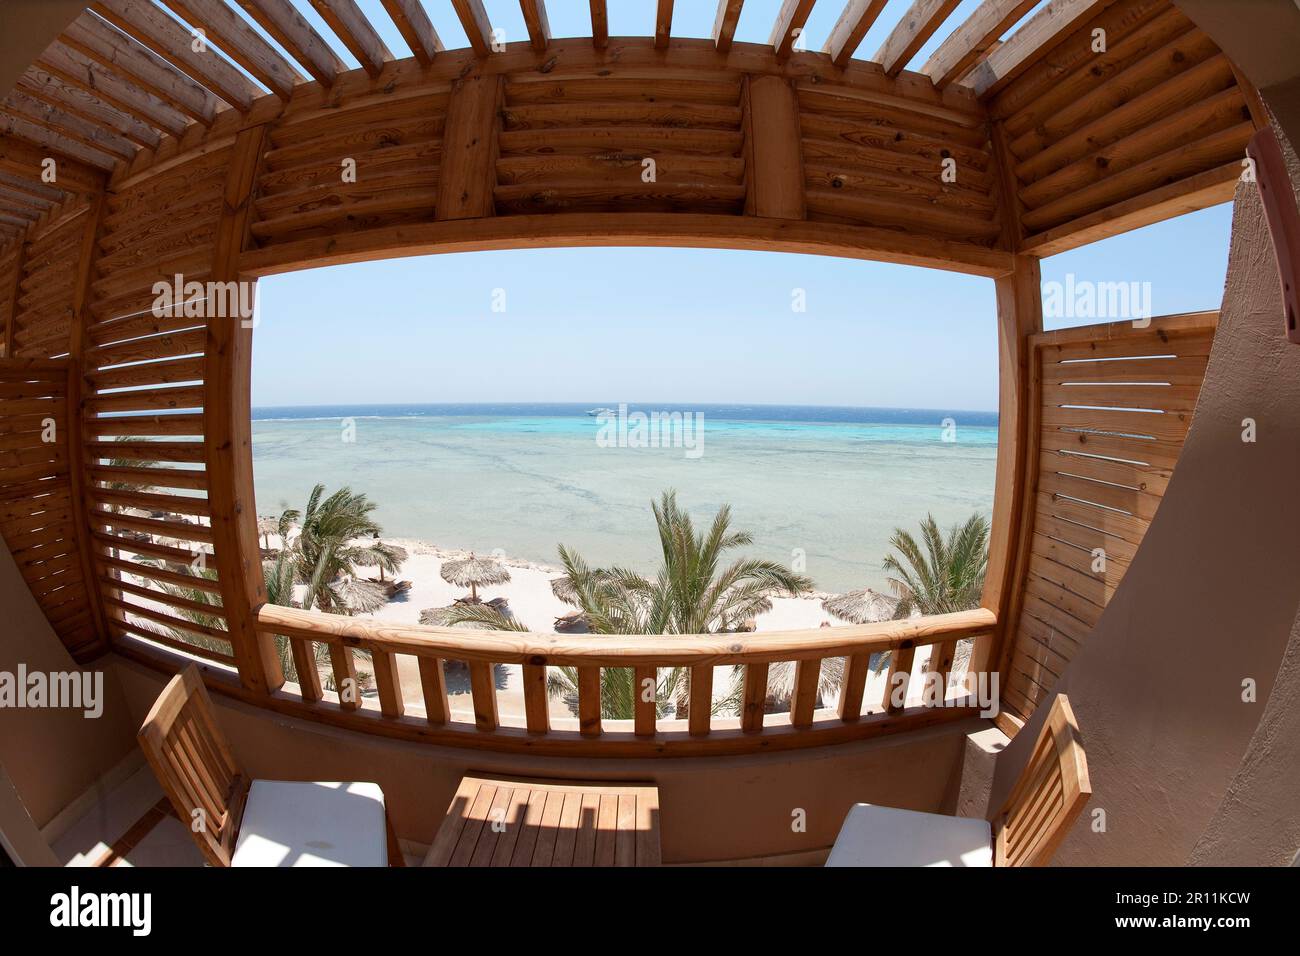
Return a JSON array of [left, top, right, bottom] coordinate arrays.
[[0, 539, 134, 830], [989, 128, 1300, 865]]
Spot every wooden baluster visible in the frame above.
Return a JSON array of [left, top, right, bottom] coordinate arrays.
[[741, 662, 768, 733], [688, 665, 712, 737], [371, 647, 404, 718], [289, 637, 322, 702], [417, 657, 449, 725], [926, 640, 958, 704], [838, 653, 870, 722], [328, 645, 360, 711], [578, 667, 602, 738], [885, 645, 916, 713], [523, 663, 549, 735], [789, 658, 821, 728], [468, 660, 498, 731], [633, 666, 656, 737]]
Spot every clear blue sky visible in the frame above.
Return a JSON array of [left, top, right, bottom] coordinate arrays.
[[247, 1, 1236, 412]]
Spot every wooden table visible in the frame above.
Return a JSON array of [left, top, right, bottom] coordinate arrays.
[[423, 774, 661, 866]]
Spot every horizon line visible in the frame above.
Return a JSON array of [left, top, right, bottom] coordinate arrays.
[[249, 400, 1001, 415]]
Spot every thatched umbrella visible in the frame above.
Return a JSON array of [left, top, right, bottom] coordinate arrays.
[[352, 539, 409, 583], [822, 587, 897, 625], [440, 552, 510, 603], [550, 575, 577, 605], [336, 578, 388, 615], [257, 515, 280, 551]]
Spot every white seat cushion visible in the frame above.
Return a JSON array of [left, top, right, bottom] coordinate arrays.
[[231, 781, 387, 867], [826, 803, 993, 867]]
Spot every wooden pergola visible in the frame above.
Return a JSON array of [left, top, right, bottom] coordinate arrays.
[[0, 1, 1263, 753]]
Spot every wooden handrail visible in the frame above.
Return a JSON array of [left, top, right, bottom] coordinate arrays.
[[254, 603, 994, 667]]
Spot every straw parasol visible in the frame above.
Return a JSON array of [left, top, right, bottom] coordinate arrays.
[[352, 539, 409, 583], [550, 575, 577, 605], [257, 515, 279, 550], [822, 587, 897, 625], [440, 552, 511, 603], [335, 578, 388, 615]]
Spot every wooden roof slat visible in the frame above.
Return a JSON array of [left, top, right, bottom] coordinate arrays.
[[0, 114, 119, 172], [966, 0, 1110, 97], [655, 0, 674, 51], [37, 42, 190, 139], [90, 0, 261, 112], [0, 133, 102, 198], [0, 170, 65, 205], [823, 0, 889, 67], [874, 0, 963, 77], [589, 0, 608, 49], [17, 69, 164, 150], [235, 0, 346, 87], [309, 0, 393, 78], [713, 0, 745, 54], [0, 185, 54, 217], [520, 1, 551, 53], [1, 91, 138, 161], [923, 0, 1042, 88], [0, 211, 35, 229], [62, 13, 220, 126], [450, 0, 494, 58], [380, 0, 444, 66], [158, 0, 304, 100], [770, 0, 818, 61]]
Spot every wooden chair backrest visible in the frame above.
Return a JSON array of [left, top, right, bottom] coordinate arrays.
[[992, 693, 1091, 867], [137, 665, 248, 867]]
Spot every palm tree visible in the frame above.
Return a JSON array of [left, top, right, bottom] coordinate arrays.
[[878, 512, 990, 674], [280, 484, 400, 613], [446, 490, 813, 720]]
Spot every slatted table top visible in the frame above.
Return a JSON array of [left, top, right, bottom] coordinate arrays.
[[423, 774, 661, 867]]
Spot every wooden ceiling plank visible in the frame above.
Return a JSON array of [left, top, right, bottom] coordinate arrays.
[[1, 91, 138, 161], [17, 69, 163, 150], [0, 115, 119, 172], [0, 185, 54, 216], [823, 0, 889, 67], [450, 0, 494, 58], [380, 0, 444, 66], [966, 0, 1111, 97], [0, 212, 35, 229], [590, 1, 608, 49], [235, 0, 346, 86], [655, 0, 675, 51], [0, 170, 65, 205], [90, 0, 261, 111], [923, 0, 1042, 88], [874, 0, 963, 77], [158, 0, 304, 99], [0, 134, 102, 198], [38, 42, 190, 139], [520, 1, 552, 53], [63, 13, 220, 125], [309, 0, 393, 78], [770, 0, 818, 61]]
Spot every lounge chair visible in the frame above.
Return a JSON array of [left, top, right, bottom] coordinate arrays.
[[826, 694, 1090, 867], [137, 665, 403, 867]]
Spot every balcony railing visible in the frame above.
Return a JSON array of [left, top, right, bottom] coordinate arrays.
[[250, 604, 995, 756]]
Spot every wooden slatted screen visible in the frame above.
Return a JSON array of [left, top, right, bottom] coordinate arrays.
[[0, 357, 99, 657], [495, 70, 746, 215], [251, 86, 449, 246], [10, 204, 89, 358], [1001, 311, 1218, 720], [82, 146, 235, 668]]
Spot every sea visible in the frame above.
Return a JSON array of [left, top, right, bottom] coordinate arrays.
[[250, 403, 998, 595]]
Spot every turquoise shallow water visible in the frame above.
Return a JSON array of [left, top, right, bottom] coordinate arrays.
[[251, 404, 997, 594]]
